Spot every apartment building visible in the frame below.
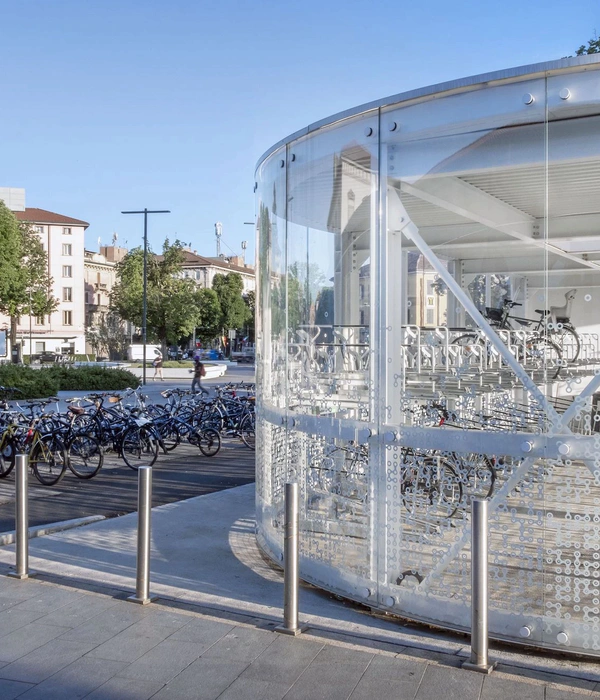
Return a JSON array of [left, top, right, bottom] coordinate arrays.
[[0, 188, 89, 357], [84, 245, 129, 354], [180, 250, 255, 294]]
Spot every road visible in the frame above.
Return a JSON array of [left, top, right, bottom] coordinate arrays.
[[0, 365, 256, 534]]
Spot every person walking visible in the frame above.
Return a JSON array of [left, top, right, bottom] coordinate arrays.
[[191, 354, 208, 395], [152, 349, 164, 381]]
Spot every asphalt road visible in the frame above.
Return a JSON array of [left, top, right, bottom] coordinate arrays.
[[0, 365, 256, 534]]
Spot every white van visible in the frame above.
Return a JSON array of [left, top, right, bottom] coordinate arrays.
[[127, 344, 162, 362]]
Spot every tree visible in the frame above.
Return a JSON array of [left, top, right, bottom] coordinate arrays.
[[195, 288, 222, 344], [576, 34, 600, 55], [0, 204, 57, 350], [212, 273, 251, 332], [243, 290, 255, 343], [86, 311, 130, 360], [110, 239, 204, 352]]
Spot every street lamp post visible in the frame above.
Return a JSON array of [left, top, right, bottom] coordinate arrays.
[[121, 208, 170, 385]]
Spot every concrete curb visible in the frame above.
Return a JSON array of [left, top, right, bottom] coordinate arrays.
[[0, 514, 106, 546]]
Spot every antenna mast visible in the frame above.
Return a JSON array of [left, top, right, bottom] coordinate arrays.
[[215, 222, 222, 257]]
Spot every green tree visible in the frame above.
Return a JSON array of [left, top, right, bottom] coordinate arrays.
[[195, 288, 222, 344], [243, 290, 255, 343], [86, 311, 130, 360], [576, 34, 600, 54], [212, 273, 251, 332], [0, 206, 57, 349], [111, 239, 203, 352]]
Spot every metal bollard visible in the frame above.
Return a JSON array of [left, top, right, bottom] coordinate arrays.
[[276, 482, 307, 635], [8, 455, 36, 580], [462, 498, 496, 674], [127, 466, 157, 605]]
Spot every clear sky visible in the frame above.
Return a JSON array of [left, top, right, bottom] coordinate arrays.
[[0, 0, 596, 261]]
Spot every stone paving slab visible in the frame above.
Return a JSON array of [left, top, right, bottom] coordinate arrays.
[[0, 484, 597, 698]]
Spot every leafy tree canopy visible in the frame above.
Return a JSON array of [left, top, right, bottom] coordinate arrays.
[[111, 239, 204, 350], [212, 273, 251, 331], [0, 204, 57, 345], [195, 288, 222, 344], [576, 35, 600, 55]]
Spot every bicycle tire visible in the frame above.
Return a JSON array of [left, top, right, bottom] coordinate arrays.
[[67, 434, 103, 479], [550, 324, 581, 363], [401, 451, 462, 519], [0, 437, 16, 478], [154, 420, 180, 451], [190, 427, 221, 457], [239, 413, 255, 450], [527, 337, 562, 379], [120, 425, 159, 470], [30, 435, 68, 486]]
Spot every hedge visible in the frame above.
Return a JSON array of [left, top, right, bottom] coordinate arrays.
[[0, 365, 140, 399]]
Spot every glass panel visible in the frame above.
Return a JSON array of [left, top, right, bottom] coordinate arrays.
[[255, 147, 288, 542], [380, 78, 551, 633], [286, 114, 378, 422], [539, 72, 600, 651]]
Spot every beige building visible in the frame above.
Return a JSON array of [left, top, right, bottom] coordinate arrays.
[[179, 250, 255, 294], [84, 245, 129, 354]]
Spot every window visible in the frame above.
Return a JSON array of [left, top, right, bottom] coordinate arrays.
[[35, 315, 45, 326], [35, 342, 45, 353], [63, 227, 72, 235], [34, 225, 44, 234], [63, 310, 72, 326], [62, 265, 72, 277], [62, 243, 72, 256], [63, 287, 72, 302]]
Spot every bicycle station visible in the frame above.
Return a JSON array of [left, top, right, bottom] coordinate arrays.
[[255, 55, 600, 656]]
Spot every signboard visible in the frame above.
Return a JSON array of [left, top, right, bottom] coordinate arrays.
[[0, 330, 6, 357], [228, 329, 236, 340]]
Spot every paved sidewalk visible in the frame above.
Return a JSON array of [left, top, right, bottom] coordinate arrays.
[[0, 484, 597, 699]]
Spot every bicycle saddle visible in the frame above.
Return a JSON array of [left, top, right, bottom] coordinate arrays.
[[534, 309, 550, 316]]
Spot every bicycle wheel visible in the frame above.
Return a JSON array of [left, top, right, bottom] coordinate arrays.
[[30, 435, 68, 486], [154, 420, 180, 452], [456, 453, 496, 502], [190, 427, 221, 457], [551, 324, 581, 363], [401, 452, 462, 519], [67, 434, 103, 479], [0, 437, 16, 478], [527, 337, 562, 379], [120, 425, 159, 470], [239, 413, 255, 450]]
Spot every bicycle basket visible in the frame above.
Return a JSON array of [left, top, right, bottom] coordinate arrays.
[[485, 307, 503, 323]]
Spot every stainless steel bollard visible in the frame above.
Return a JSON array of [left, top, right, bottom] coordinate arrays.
[[8, 455, 36, 580], [462, 498, 496, 674], [127, 466, 157, 604], [275, 482, 307, 635]]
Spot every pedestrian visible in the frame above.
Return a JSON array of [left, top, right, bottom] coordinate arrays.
[[152, 349, 164, 381], [191, 354, 208, 395]]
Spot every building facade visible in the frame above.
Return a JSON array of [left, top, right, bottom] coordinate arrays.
[[0, 188, 89, 358], [255, 55, 600, 656], [179, 250, 255, 295]]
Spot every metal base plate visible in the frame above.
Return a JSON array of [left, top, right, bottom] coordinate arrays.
[[7, 571, 37, 580], [461, 660, 497, 674], [275, 623, 308, 636], [127, 594, 158, 605]]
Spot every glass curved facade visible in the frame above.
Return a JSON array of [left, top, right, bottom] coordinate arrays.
[[255, 56, 600, 656]]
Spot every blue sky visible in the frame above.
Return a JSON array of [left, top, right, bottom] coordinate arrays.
[[0, 0, 596, 261]]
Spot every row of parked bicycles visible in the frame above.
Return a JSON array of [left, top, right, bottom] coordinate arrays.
[[0, 382, 256, 487]]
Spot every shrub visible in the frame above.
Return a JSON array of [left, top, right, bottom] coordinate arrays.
[[0, 365, 140, 399]]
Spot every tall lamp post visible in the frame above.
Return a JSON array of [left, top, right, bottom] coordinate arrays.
[[121, 208, 170, 385]]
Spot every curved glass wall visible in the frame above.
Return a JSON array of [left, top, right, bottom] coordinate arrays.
[[255, 57, 600, 656]]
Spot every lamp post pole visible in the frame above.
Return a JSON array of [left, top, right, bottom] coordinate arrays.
[[122, 209, 170, 385]]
